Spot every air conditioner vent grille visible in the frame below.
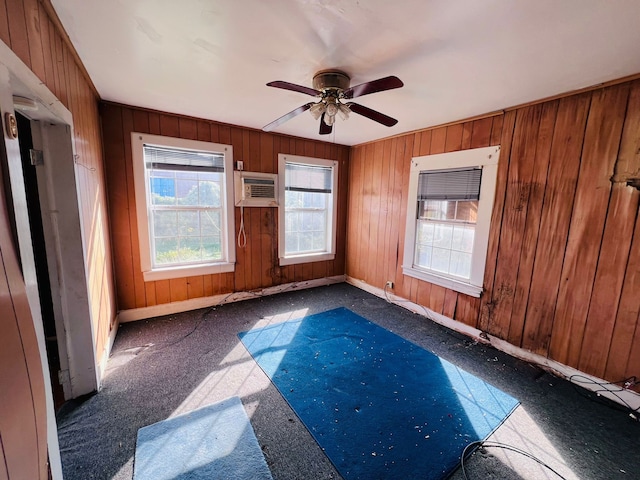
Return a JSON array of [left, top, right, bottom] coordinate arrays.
[[249, 184, 275, 198]]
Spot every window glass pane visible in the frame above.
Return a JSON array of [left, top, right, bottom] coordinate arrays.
[[198, 180, 221, 207], [150, 175, 176, 205], [461, 226, 475, 253], [419, 200, 445, 220], [450, 251, 472, 278], [202, 236, 222, 260], [300, 232, 313, 252], [311, 211, 325, 231], [451, 225, 465, 252], [415, 244, 432, 269], [302, 211, 314, 231], [433, 223, 453, 249], [176, 179, 199, 206], [286, 232, 298, 253], [180, 237, 202, 262], [416, 220, 434, 245], [155, 237, 179, 265], [312, 231, 326, 250], [153, 211, 177, 237], [201, 210, 221, 235], [456, 200, 478, 222], [178, 211, 200, 236], [444, 201, 456, 220], [431, 247, 451, 273]]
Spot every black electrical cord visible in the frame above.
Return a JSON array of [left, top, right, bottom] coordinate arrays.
[[460, 440, 569, 480], [568, 374, 639, 417]]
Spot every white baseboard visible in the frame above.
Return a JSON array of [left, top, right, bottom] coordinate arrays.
[[346, 276, 640, 412], [117, 275, 347, 323]]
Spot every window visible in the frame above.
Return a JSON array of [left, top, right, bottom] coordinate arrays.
[[403, 146, 500, 297], [278, 154, 338, 266], [132, 133, 235, 281]]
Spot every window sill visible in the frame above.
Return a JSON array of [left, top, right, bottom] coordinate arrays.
[[402, 265, 482, 297], [279, 252, 335, 266], [142, 262, 235, 281]]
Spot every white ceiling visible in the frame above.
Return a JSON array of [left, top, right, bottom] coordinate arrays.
[[51, 0, 640, 146]]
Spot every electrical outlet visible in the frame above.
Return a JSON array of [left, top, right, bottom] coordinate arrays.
[[385, 281, 393, 289]]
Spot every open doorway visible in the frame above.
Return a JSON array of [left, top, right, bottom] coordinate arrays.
[[15, 112, 65, 409]]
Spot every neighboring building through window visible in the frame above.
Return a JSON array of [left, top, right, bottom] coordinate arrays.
[[131, 133, 235, 281], [403, 146, 500, 297], [278, 154, 338, 265]]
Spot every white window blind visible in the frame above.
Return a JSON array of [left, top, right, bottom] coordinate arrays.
[[285, 163, 333, 193], [417, 168, 481, 201], [144, 145, 225, 172]]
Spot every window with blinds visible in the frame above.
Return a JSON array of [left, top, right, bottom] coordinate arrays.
[[402, 146, 500, 297], [278, 155, 338, 265], [414, 168, 481, 280], [131, 132, 235, 280]]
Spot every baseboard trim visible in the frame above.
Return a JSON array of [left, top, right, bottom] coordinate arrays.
[[346, 276, 640, 412], [117, 275, 347, 323]]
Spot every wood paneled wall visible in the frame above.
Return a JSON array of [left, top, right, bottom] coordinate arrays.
[[100, 103, 350, 311], [0, 1, 114, 371], [347, 80, 640, 384]]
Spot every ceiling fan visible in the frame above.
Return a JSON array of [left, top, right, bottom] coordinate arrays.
[[262, 70, 403, 135]]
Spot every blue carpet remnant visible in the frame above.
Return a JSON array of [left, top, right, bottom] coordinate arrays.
[[134, 396, 273, 480], [239, 307, 519, 480]]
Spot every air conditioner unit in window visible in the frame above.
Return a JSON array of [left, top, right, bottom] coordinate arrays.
[[234, 171, 278, 207]]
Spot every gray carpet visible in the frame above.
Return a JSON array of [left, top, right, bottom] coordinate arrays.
[[57, 283, 639, 479]]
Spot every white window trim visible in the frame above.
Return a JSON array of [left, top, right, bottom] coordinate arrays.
[[402, 146, 500, 297], [278, 154, 338, 266], [131, 132, 235, 281]]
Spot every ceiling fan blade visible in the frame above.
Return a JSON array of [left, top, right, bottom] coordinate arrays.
[[348, 103, 398, 127], [319, 113, 333, 135], [267, 81, 321, 97], [343, 76, 404, 99], [262, 103, 313, 132]]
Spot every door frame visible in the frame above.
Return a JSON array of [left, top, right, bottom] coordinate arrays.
[[0, 40, 100, 479]]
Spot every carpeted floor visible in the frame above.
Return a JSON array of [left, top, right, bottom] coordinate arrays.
[[57, 283, 640, 480]]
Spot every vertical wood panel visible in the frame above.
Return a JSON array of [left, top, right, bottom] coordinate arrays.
[[605, 82, 640, 380], [585, 82, 640, 378], [0, 0, 10, 45], [395, 135, 414, 300], [485, 105, 543, 338], [478, 110, 516, 332], [368, 141, 383, 286], [382, 138, 398, 285], [521, 94, 591, 353], [121, 108, 147, 309], [102, 104, 136, 309], [508, 101, 558, 346], [470, 117, 493, 148], [23, 0, 44, 81], [6, 0, 31, 67], [550, 84, 629, 366]]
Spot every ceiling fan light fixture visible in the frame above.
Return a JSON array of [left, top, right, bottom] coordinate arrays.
[[325, 101, 339, 117], [338, 103, 351, 120], [309, 102, 326, 120], [324, 113, 335, 126]]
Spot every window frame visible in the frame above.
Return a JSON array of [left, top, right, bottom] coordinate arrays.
[[402, 146, 500, 297], [278, 154, 338, 266], [131, 132, 235, 281]]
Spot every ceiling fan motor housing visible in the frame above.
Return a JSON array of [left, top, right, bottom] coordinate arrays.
[[313, 70, 350, 92]]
